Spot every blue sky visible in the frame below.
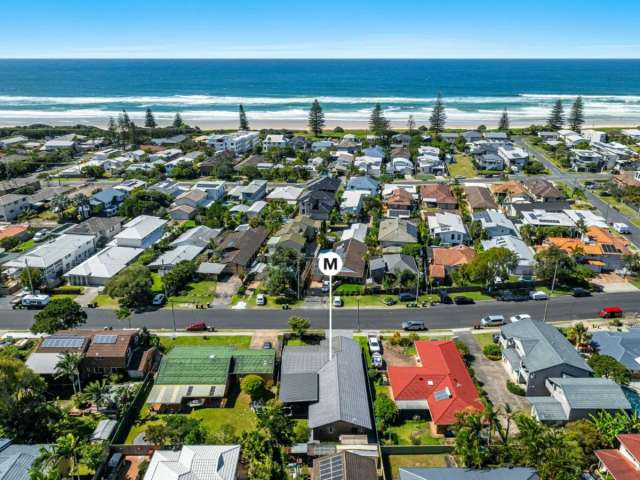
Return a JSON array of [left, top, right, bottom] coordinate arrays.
[[2, 0, 640, 58]]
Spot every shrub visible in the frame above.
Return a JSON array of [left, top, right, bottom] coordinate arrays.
[[483, 343, 502, 361], [240, 374, 265, 400], [389, 331, 402, 346], [506, 380, 525, 396], [374, 394, 398, 427]]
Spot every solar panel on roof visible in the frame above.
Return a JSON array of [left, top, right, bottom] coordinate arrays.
[[434, 387, 451, 401], [94, 335, 117, 344], [318, 456, 344, 480], [41, 337, 85, 349]]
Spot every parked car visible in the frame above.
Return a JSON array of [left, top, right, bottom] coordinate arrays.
[[152, 293, 166, 306], [572, 287, 591, 297], [262, 341, 273, 349], [402, 320, 427, 331], [186, 322, 212, 332], [510, 313, 532, 323], [599, 306, 624, 319], [368, 335, 381, 353], [383, 297, 397, 306], [613, 222, 631, 234], [33, 229, 49, 242], [321, 280, 330, 293], [529, 290, 549, 301], [256, 293, 266, 306], [496, 290, 529, 302], [14, 294, 50, 309], [372, 352, 384, 368], [454, 295, 475, 305], [438, 289, 453, 304], [333, 296, 343, 307], [480, 315, 506, 327], [398, 292, 417, 302]]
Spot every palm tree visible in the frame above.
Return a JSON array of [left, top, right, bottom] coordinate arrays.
[[34, 434, 82, 479], [54, 353, 82, 394], [84, 379, 111, 410], [575, 218, 587, 238], [571, 322, 589, 348]]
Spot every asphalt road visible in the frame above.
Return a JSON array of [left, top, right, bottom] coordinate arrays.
[[5, 292, 640, 331]]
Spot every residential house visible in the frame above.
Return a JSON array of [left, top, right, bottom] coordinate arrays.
[[0, 194, 31, 221], [91, 188, 126, 213], [390, 157, 413, 175], [613, 170, 640, 189], [428, 245, 475, 284], [0, 176, 40, 196], [0, 441, 50, 480], [363, 145, 385, 158], [440, 133, 459, 144], [539, 131, 560, 143], [378, 218, 419, 247], [417, 154, 446, 175], [147, 346, 274, 411], [43, 138, 77, 151], [420, 184, 457, 210], [341, 223, 368, 243], [149, 244, 206, 273], [530, 377, 631, 424], [596, 434, 640, 480], [170, 226, 222, 249], [490, 181, 529, 205], [570, 149, 605, 172], [174, 189, 212, 209], [207, 130, 260, 154], [215, 226, 268, 274], [331, 239, 368, 283], [354, 156, 382, 177], [144, 445, 241, 480], [311, 452, 377, 480], [475, 153, 504, 170], [427, 212, 468, 245], [299, 190, 336, 220], [498, 145, 529, 170], [0, 224, 29, 243], [563, 209, 608, 228], [262, 134, 289, 150], [336, 139, 359, 153], [228, 179, 267, 203], [266, 186, 304, 204], [583, 129, 608, 143], [114, 179, 146, 194], [481, 236, 535, 277], [591, 329, 640, 377], [5, 234, 96, 286], [192, 181, 225, 202], [462, 131, 483, 143], [279, 336, 373, 441], [113, 215, 167, 249], [312, 140, 334, 151], [398, 468, 538, 480], [520, 210, 575, 228], [0, 135, 28, 148], [168, 205, 197, 221], [150, 179, 188, 198], [247, 200, 267, 218], [507, 201, 571, 221], [150, 135, 187, 146], [76, 329, 140, 375], [464, 186, 498, 211], [64, 245, 144, 286], [499, 319, 593, 396], [268, 218, 315, 254], [522, 179, 565, 203], [558, 129, 586, 147], [388, 340, 484, 434], [484, 132, 509, 142], [370, 253, 418, 284], [384, 188, 413, 218], [346, 176, 379, 196], [473, 209, 518, 238], [340, 190, 368, 215]]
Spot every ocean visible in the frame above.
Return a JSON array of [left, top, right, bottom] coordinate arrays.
[[0, 59, 639, 128]]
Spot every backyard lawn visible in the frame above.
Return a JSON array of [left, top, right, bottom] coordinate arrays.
[[159, 335, 251, 352], [473, 332, 497, 350], [385, 419, 444, 446], [386, 454, 449, 479], [448, 154, 477, 178]]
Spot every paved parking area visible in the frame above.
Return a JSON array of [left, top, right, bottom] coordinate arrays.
[[458, 331, 530, 413]]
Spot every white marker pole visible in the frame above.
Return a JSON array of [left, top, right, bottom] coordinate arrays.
[[318, 252, 343, 359]]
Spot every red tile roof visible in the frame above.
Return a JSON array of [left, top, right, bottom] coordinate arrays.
[[595, 449, 640, 480], [388, 340, 484, 426], [619, 434, 640, 466]]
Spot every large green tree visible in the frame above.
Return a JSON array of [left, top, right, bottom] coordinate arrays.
[[369, 103, 390, 137], [54, 352, 83, 394], [162, 261, 196, 296], [105, 264, 154, 310], [31, 298, 87, 334], [548, 99, 565, 131], [20, 266, 43, 290], [498, 108, 510, 131], [117, 189, 172, 217], [144, 108, 157, 128], [265, 247, 303, 299], [239, 104, 250, 130], [568, 96, 585, 132], [308, 99, 325, 136], [588, 354, 631, 385], [459, 247, 518, 287], [534, 245, 593, 286], [429, 94, 447, 133]]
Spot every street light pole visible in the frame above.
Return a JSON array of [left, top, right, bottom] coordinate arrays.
[[543, 259, 559, 323], [356, 297, 360, 332]]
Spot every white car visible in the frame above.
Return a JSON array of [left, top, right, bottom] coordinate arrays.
[[529, 290, 549, 301], [480, 315, 505, 327], [333, 296, 343, 307], [510, 314, 532, 323], [256, 293, 266, 306], [33, 229, 49, 242], [613, 222, 631, 234], [372, 352, 384, 368], [152, 293, 166, 306], [368, 335, 381, 353]]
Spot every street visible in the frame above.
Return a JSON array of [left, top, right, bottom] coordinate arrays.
[[6, 291, 640, 331]]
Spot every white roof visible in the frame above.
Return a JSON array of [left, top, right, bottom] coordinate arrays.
[[148, 245, 205, 268], [482, 235, 534, 266], [144, 445, 240, 480], [265, 134, 286, 142], [266, 186, 303, 201], [563, 209, 608, 228], [4, 234, 95, 270], [520, 209, 575, 227], [247, 200, 267, 213], [115, 215, 167, 241], [64, 246, 143, 280], [341, 223, 368, 243], [25, 352, 63, 375], [428, 211, 466, 235], [341, 190, 368, 209]]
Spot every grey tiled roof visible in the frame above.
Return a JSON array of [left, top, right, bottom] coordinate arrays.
[[280, 336, 372, 431], [591, 329, 640, 372], [547, 377, 631, 411], [399, 467, 538, 480], [279, 372, 319, 403], [529, 396, 568, 421], [501, 319, 592, 374]]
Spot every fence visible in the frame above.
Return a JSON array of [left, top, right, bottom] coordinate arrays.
[[381, 445, 454, 455], [111, 372, 155, 445]]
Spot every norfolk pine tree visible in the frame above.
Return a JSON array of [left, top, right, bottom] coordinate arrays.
[[308, 99, 325, 136], [369, 103, 390, 137], [144, 108, 157, 128], [429, 94, 447, 133], [568, 96, 585, 132], [239, 104, 250, 130], [173, 112, 184, 128], [548, 99, 565, 131], [498, 108, 510, 131]]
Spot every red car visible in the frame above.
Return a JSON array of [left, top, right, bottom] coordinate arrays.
[[599, 306, 624, 319], [186, 321, 211, 332]]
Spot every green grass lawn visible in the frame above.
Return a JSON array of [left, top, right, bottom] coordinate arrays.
[[169, 280, 216, 305], [95, 294, 119, 308], [335, 283, 365, 295], [151, 273, 164, 293], [629, 276, 640, 289], [237, 293, 302, 309], [125, 391, 256, 444], [537, 285, 573, 297], [10, 239, 34, 252], [159, 335, 251, 352], [448, 154, 478, 178], [473, 332, 497, 350], [594, 191, 640, 227], [385, 419, 444, 446], [386, 454, 449, 479]]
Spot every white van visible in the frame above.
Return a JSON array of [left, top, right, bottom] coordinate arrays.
[[20, 294, 51, 309], [480, 315, 505, 327], [613, 222, 631, 234]]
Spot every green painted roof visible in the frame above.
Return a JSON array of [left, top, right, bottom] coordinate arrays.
[[155, 346, 275, 385]]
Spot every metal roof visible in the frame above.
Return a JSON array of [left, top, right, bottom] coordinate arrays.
[[399, 468, 538, 480]]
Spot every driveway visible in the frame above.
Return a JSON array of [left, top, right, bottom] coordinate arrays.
[[212, 275, 242, 306], [592, 273, 640, 293], [250, 330, 279, 350], [457, 331, 530, 413]]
